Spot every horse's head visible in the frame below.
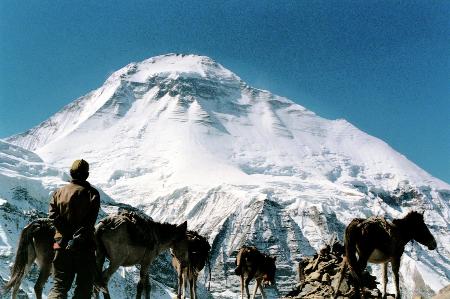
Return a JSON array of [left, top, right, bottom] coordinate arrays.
[[262, 255, 276, 287], [405, 211, 437, 250]]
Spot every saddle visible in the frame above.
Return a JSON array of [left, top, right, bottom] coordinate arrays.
[[98, 210, 156, 248], [361, 216, 394, 238]]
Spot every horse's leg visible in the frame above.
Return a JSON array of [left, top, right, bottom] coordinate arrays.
[[94, 238, 115, 299], [193, 273, 198, 299], [136, 273, 144, 298], [176, 267, 182, 299], [189, 275, 195, 299], [34, 264, 52, 299], [244, 274, 253, 299], [95, 246, 106, 289], [182, 270, 187, 299], [259, 279, 267, 299], [333, 258, 347, 299], [251, 278, 258, 299], [144, 269, 151, 299], [240, 275, 245, 299], [136, 263, 150, 299], [356, 250, 371, 299], [93, 253, 110, 299], [251, 278, 262, 299], [382, 262, 388, 298], [392, 257, 401, 299], [101, 261, 121, 299], [188, 270, 198, 299]]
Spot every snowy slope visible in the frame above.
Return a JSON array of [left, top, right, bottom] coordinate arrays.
[[6, 53, 450, 298], [0, 141, 178, 298], [0, 140, 67, 296]]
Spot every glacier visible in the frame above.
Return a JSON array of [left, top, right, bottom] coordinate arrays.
[[2, 53, 449, 298]]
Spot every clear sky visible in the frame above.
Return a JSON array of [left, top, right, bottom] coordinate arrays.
[[1, 1, 449, 183]]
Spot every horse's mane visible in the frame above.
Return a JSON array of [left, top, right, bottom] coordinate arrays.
[[392, 210, 423, 225], [392, 211, 423, 222], [391, 210, 424, 237]]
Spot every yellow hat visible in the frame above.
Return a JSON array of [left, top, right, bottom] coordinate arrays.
[[70, 159, 89, 174]]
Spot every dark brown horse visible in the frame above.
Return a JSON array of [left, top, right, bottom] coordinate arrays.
[[171, 230, 211, 299], [3, 218, 54, 299], [95, 212, 187, 299], [234, 246, 276, 299], [344, 211, 437, 299]]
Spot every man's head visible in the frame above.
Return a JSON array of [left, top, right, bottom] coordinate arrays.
[[70, 159, 89, 180]]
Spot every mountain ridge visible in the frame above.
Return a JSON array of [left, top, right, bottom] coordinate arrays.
[[3, 53, 449, 298]]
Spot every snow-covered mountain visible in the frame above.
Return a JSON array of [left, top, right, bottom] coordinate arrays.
[[0, 140, 66, 295], [0, 140, 177, 298], [4, 53, 450, 298]]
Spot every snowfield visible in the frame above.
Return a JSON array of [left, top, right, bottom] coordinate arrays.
[[2, 53, 449, 298]]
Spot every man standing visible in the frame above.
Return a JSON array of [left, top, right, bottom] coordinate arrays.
[[48, 159, 100, 299]]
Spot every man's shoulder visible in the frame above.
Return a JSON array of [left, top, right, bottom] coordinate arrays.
[[57, 182, 77, 192], [67, 180, 98, 194], [59, 180, 100, 197]]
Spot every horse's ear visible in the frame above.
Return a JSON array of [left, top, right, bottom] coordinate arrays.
[[178, 221, 187, 231], [415, 209, 425, 218]]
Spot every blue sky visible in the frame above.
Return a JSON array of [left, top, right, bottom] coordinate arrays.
[[1, 0, 449, 183]]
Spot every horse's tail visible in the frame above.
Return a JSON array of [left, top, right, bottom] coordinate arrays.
[[344, 219, 361, 280], [206, 253, 211, 291], [234, 249, 242, 276], [234, 261, 242, 275], [94, 221, 106, 262], [3, 219, 47, 293]]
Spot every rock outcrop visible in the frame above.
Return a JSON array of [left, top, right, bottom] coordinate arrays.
[[284, 237, 384, 299]]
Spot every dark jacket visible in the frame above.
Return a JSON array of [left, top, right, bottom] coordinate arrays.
[[49, 179, 100, 247]]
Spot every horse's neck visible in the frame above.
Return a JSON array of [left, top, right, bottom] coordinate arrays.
[[391, 218, 414, 246]]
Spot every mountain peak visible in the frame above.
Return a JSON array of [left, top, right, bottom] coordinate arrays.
[[4, 53, 450, 297], [106, 53, 240, 84]]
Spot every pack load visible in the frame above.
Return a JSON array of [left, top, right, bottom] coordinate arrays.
[[186, 230, 211, 271]]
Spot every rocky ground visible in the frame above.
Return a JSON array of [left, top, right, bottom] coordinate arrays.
[[283, 237, 385, 299], [430, 284, 450, 299]]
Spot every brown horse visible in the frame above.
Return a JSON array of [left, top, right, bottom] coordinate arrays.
[[234, 245, 276, 299], [344, 211, 437, 299], [3, 218, 54, 299], [171, 230, 211, 299], [94, 211, 187, 299]]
